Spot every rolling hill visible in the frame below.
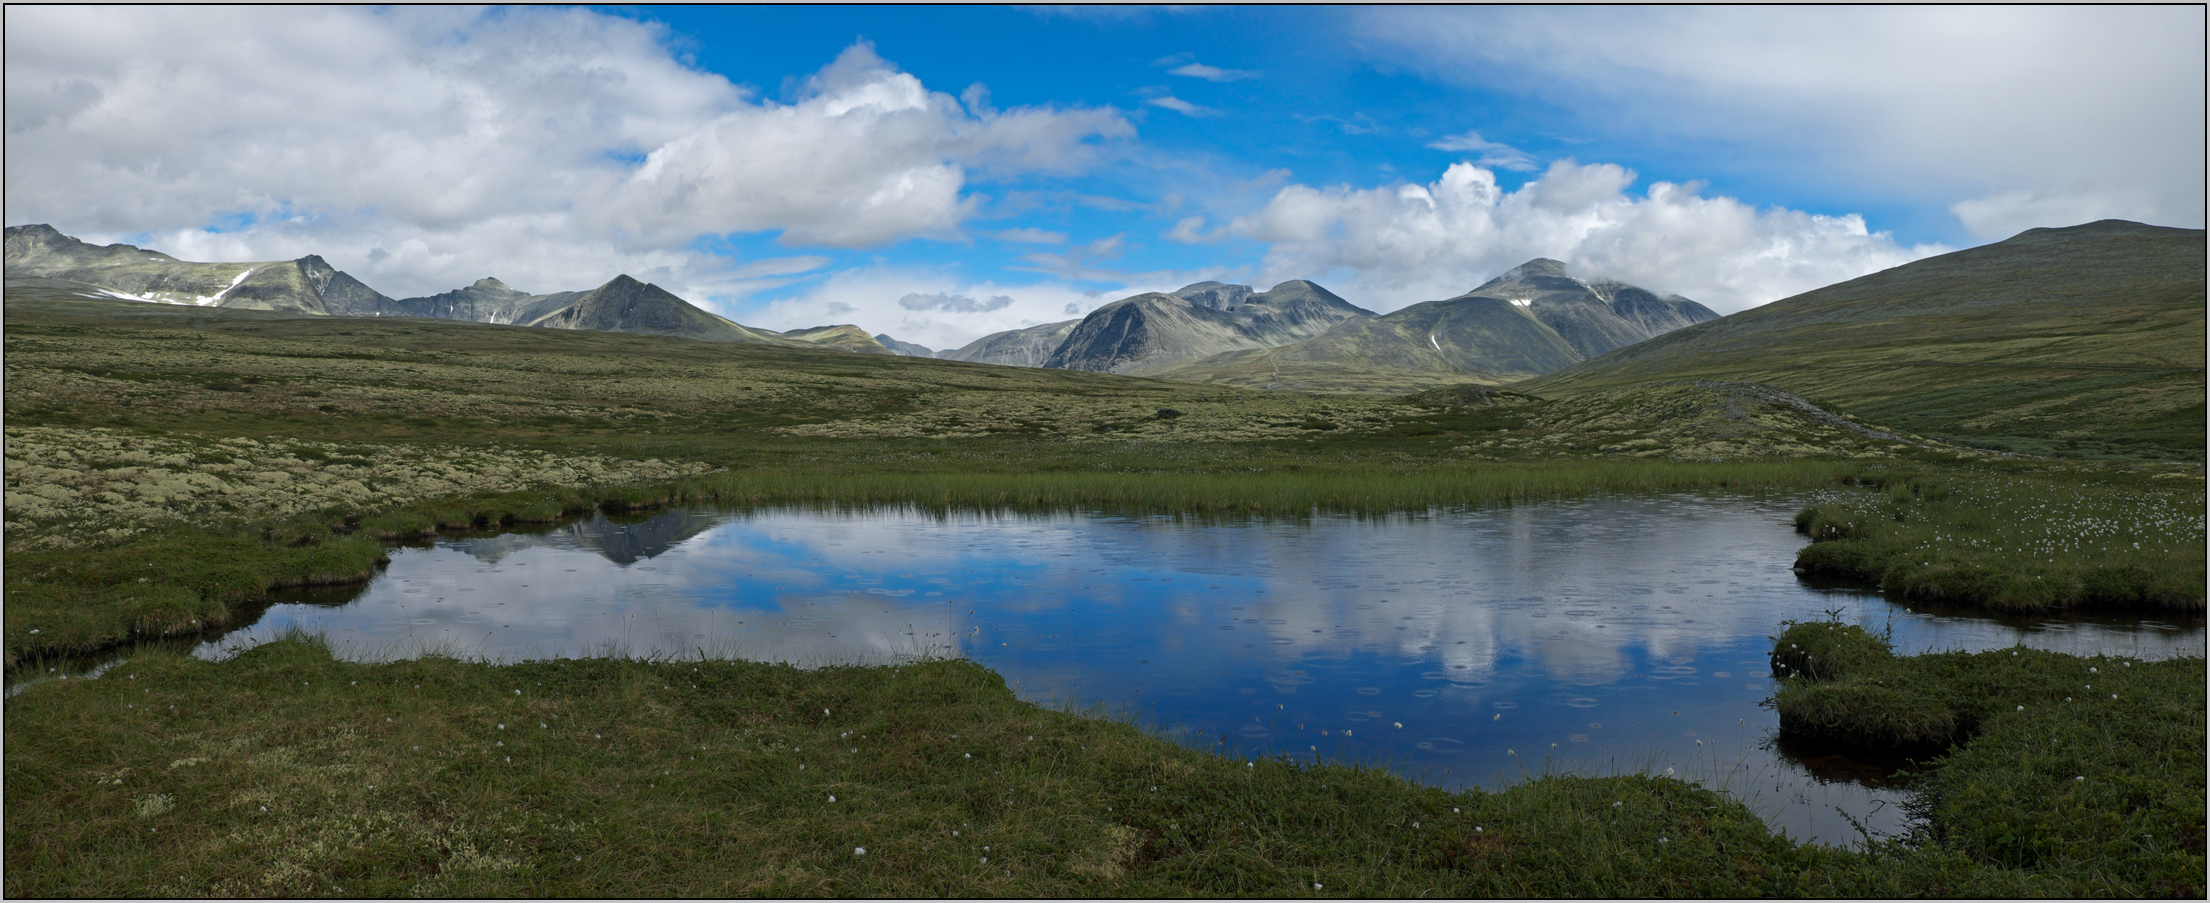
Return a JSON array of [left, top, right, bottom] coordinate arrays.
[[1519, 220, 2207, 458]]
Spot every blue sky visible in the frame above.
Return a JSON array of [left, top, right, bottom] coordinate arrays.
[[7, 6, 2202, 350]]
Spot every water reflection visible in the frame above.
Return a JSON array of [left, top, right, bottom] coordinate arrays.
[[198, 495, 2204, 847]]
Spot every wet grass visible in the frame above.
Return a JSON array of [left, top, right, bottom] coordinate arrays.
[[2, 634, 2180, 898], [1792, 467, 2205, 613], [1769, 621, 2205, 896], [7, 294, 2204, 895]]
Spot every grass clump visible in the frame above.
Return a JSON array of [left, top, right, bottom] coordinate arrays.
[[1770, 626, 2205, 896], [1792, 468, 2205, 613], [7, 638, 2189, 897]]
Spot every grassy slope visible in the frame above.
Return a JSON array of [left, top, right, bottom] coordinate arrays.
[[1521, 221, 2207, 459]]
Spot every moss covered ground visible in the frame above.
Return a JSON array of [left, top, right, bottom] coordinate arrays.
[[5, 296, 2203, 896]]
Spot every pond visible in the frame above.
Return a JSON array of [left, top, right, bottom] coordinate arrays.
[[197, 493, 2204, 847]]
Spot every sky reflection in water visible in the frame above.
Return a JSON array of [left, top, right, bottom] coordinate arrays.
[[205, 494, 2204, 847]]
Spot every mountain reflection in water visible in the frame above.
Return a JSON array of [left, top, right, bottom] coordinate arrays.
[[206, 495, 2204, 847]]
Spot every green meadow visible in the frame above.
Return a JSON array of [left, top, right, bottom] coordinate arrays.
[[5, 295, 2202, 896]]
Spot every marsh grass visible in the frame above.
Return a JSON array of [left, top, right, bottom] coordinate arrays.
[[4, 634, 2164, 898], [1768, 623, 2205, 896], [1793, 468, 2205, 612]]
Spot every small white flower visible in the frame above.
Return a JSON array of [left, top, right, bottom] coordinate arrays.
[[854, 846, 866, 856], [1665, 768, 1675, 776], [497, 724, 504, 730], [2075, 776, 2084, 782], [1658, 836, 1668, 844], [1475, 826, 1483, 833], [1314, 883, 1323, 890], [514, 689, 521, 695], [1394, 722, 1402, 729], [2016, 705, 2024, 711], [964, 753, 971, 759], [980, 857, 988, 864], [828, 794, 837, 803]]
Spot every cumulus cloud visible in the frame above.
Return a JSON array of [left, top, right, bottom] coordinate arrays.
[[899, 291, 1015, 313], [1232, 160, 1945, 314], [1355, 6, 2206, 236], [752, 268, 1165, 350], [1426, 131, 1537, 172], [3, 7, 1132, 298]]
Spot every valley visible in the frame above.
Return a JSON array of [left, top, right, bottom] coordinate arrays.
[[3, 219, 2201, 898]]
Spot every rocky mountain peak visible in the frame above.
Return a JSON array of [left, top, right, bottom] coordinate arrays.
[[1173, 281, 1256, 311], [1501, 258, 1571, 279], [471, 277, 511, 290]]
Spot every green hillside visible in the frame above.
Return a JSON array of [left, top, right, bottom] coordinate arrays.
[[1520, 221, 2206, 459]]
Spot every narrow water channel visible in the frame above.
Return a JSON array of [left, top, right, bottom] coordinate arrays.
[[159, 494, 2205, 846]]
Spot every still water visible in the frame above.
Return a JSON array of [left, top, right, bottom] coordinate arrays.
[[203, 494, 2204, 847]]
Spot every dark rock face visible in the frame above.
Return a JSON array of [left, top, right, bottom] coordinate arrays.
[[1042, 280, 1374, 374]]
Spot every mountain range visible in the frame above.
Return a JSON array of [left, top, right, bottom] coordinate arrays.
[[1156, 260, 1717, 392], [1, 224, 892, 354]]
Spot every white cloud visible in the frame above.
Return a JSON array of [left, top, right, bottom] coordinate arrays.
[[752, 267, 1166, 350], [899, 292, 1014, 314], [1165, 216, 1211, 243], [1145, 96, 1213, 117], [3, 7, 1132, 297], [1426, 131, 1537, 172], [1355, 6, 2207, 236], [1948, 186, 2159, 242], [1232, 160, 1945, 314], [993, 227, 1068, 244], [1168, 62, 1259, 83]]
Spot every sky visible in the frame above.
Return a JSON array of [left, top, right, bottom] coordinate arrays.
[[7, 5, 2203, 352]]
